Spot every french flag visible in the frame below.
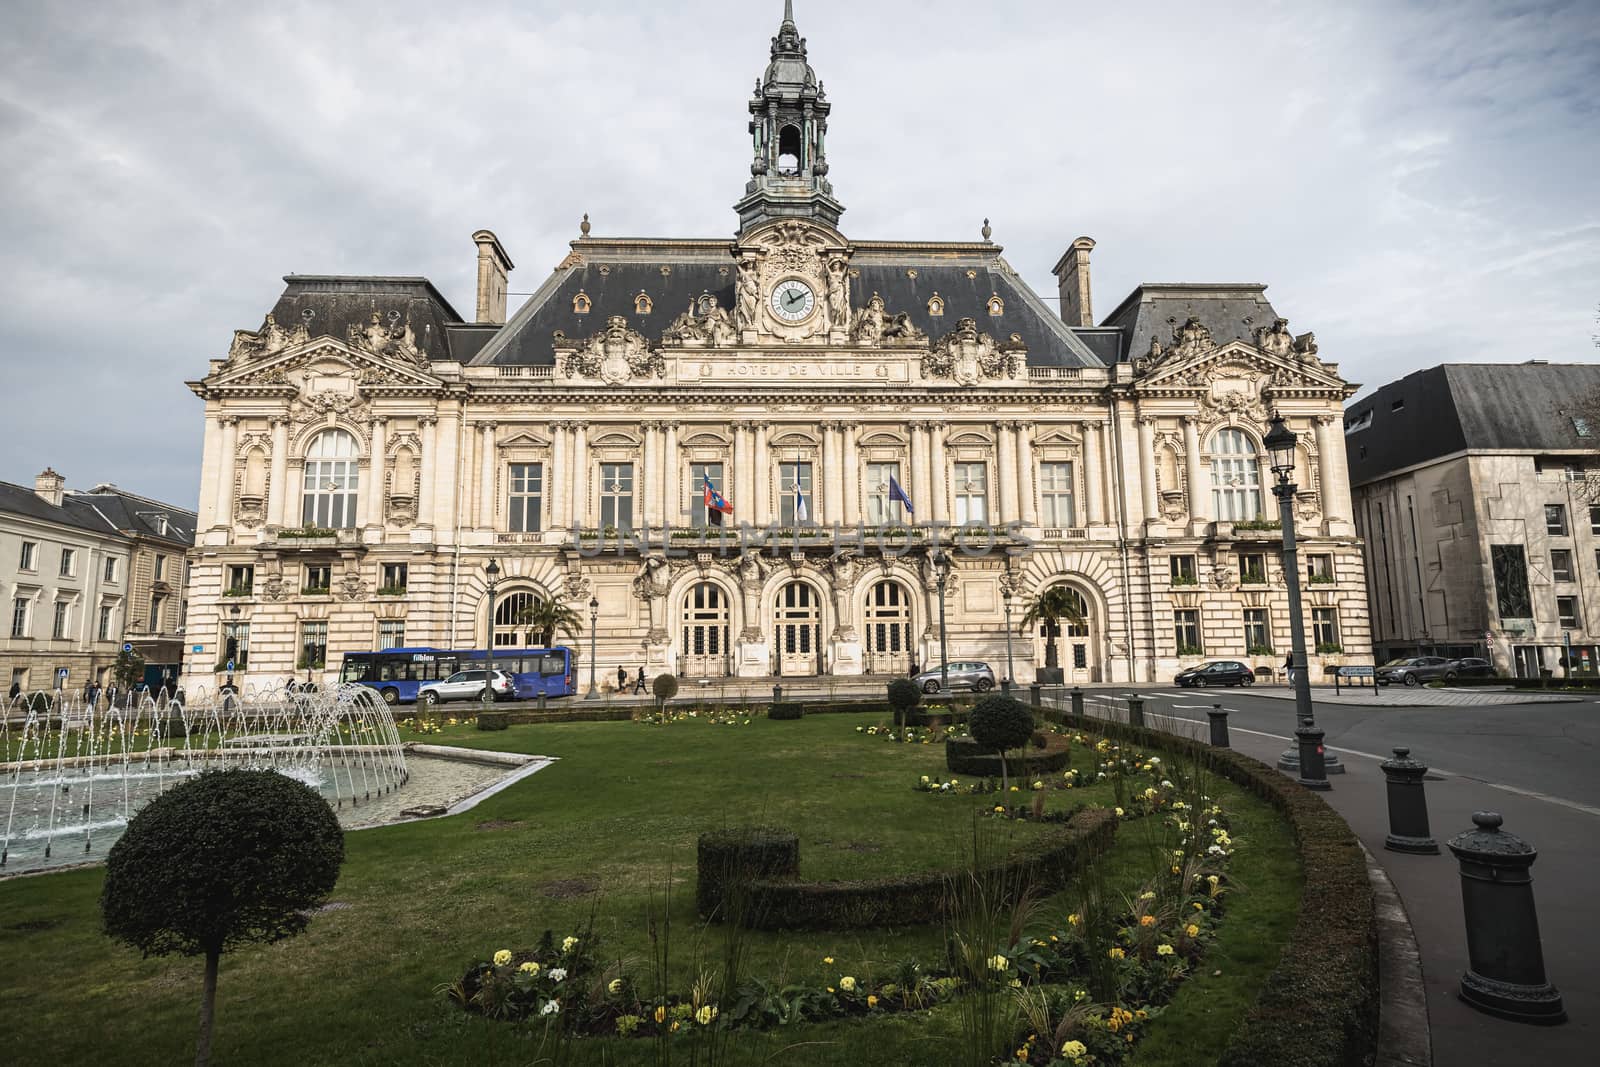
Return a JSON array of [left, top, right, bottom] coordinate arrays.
[[704, 474, 733, 526]]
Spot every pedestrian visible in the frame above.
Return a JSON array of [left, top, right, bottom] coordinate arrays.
[[106, 683, 119, 709], [908, 660, 921, 678], [616, 665, 627, 691], [1283, 653, 1294, 687], [634, 666, 647, 694], [87, 682, 101, 710], [7, 679, 20, 701]]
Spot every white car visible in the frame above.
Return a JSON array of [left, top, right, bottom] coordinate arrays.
[[418, 669, 516, 706]]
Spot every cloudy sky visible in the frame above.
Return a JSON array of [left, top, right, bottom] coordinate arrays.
[[2, 0, 1595, 508]]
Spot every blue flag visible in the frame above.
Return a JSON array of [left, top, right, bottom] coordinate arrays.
[[888, 474, 915, 516]]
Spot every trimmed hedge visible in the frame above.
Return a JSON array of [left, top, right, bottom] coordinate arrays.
[[400, 707, 634, 726], [475, 711, 509, 731], [767, 702, 804, 720], [695, 827, 801, 919], [699, 808, 1116, 931], [945, 734, 1072, 777], [1040, 708, 1378, 1067]]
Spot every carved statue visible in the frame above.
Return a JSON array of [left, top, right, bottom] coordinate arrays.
[[1170, 317, 1216, 361], [851, 292, 887, 343], [1209, 564, 1236, 591], [704, 302, 737, 345], [735, 258, 761, 329], [924, 318, 1017, 383], [1292, 330, 1319, 363], [228, 312, 308, 361], [562, 315, 662, 383], [736, 550, 766, 590], [884, 313, 924, 341], [1254, 317, 1295, 360], [825, 256, 851, 333], [347, 310, 426, 366], [1133, 335, 1163, 374], [632, 555, 672, 601]]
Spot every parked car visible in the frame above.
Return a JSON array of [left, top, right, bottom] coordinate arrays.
[[1174, 661, 1255, 687], [1442, 657, 1496, 682], [418, 669, 516, 705], [1375, 657, 1453, 687], [912, 661, 997, 693]]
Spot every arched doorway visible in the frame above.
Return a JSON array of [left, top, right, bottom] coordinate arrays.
[[680, 583, 730, 678], [1033, 585, 1097, 685], [864, 580, 913, 675], [493, 590, 540, 648], [774, 581, 821, 676]]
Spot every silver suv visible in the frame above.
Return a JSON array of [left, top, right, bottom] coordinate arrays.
[[912, 661, 997, 694], [418, 669, 516, 706]]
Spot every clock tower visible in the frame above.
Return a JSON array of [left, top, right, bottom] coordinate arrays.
[[734, 1, 845, 234]]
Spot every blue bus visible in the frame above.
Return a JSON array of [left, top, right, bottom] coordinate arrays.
[[341, 645, 575, 705]]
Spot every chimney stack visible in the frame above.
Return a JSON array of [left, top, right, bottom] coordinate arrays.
[[1051, 236, 1096, 327], [34, 468, 65, 507], [472, 230, 515, 325]]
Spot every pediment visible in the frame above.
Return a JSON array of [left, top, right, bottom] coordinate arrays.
[[681, 430, 732, 447], [1032, 427, 1082, 447], [1136, 341, 1344, 393], [210, 337, 443, 391], [499, 431, 550, 450]]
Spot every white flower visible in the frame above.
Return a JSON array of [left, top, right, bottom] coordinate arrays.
[[548, 967, 568, 983], [541, 999, 561, 1016]]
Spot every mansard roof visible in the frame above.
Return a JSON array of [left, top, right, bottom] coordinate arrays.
[[72, 486, 197, 547], [0, 480, 121, 537], [470, 238, 1105, 369], [1101, 283, 1282, 364], [259, 275, 471, 362]]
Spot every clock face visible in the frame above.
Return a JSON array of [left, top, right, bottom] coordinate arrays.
[[770, 279, 816, 322]]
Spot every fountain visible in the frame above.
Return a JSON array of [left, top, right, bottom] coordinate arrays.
[[2, 682, 409, 874]]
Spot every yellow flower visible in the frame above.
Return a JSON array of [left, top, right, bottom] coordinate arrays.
[[867, 994, 879, 1008], [827, 986, 835, 993], [607, 977, 623, 994], [1062, 1039, 1088, 1059], [823, 956, 834, 965], [1194, 902, 1205, 911], [493, 949, 512, 967], [1139, 914, 1157, 927], [519, 961, 540, 975], [1067, 913, 1081, 926], [695, 1005, 717, 1025], [987, 954, 1009, 971], [654, 1005, 667, 1024], [562, 936, 580, 953], [1157, 943, 1175, 956], [1114, 806, 1125, 817], [994, 805, 1006, 813], [1186, 924, 1200, 938], [1108, 947, 1125, 960], [839, 976, 856, 992]]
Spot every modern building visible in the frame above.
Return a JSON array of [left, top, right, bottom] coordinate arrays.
[[1345, 361, 1600, 677], [1, 470, 196, 693], [182, 4, 1369, 691]]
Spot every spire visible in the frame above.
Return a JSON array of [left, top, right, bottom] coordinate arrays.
[[735, 0, 844, 232]]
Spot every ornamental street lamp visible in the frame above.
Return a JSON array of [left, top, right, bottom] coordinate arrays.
[[484, 558, 500, 671], [1263, 414, 1336, 789], [585, 595, 600, 700], [1001, 572, 1016, 695], [931, 547, 951, 694]]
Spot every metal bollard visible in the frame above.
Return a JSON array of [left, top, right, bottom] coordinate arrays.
[[1029, 683, 1042, 708], [1127, 695, 1145, 728], [537, 691, 547, 711], [1447, 813, 1565, 1024], [1380, 747, 1438, 854], [1294, 716, 1330, 790], [1207, 703, 1230, 748], [1070, 686, 1085, 726], [772, 683, 782, 704]]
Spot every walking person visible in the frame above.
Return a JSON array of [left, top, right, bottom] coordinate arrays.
[[1283, 653, 1295, 687], [616, 665, 627, 692], [634, 665, 647, 694], [7, 679, 20, 702]]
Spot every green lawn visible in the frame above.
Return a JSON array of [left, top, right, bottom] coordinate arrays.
[[0, 714, 1299, 1066]]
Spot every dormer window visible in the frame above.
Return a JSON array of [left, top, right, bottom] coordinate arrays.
[[635, 292, 653, 315], [987, 295, 1005, 316], [927, 293, 945, 316], [573, 290, 591, 314]]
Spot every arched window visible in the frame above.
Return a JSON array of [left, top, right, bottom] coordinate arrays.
[[1209, 428, 1262, 521], [777, 125, 802, 175], [494, 590, 541, 648], [301, 430, 360, 528]]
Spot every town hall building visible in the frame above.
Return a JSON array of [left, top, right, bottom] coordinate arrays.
[[183, 3, 1370, 692]]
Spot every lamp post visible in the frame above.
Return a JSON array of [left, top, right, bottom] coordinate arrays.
[[1263, 414, 1336, 788], [1001, 577, 1016, 695], [931, 547, 951, 694], [483, 558, 500, 671], [585, 595, 600, 700]]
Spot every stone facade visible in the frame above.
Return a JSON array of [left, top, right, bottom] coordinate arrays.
[[181, 5, 1369, 691]]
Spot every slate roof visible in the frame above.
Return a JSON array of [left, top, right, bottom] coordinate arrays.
[[1343, 362, 1600, 486], [73, 486, 197, 548], [0, 480, 119, 537], [471, 239, 1104, 369], [260, 276, 468, 362], [1100, 283, 1282, 363]]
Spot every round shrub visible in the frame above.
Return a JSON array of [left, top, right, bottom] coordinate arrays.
[[696, 826, 800, 920], [652, 673, 679, 701], [969, 695, 1036, 755], [886, 678, 922, 726]]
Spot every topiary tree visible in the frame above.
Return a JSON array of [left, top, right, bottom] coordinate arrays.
[[113, 646, 147, 691], [968, 695, 1036, 793], [652, 672, 679, 713], [887, 677, 922, 729], [101, 769, 345, 1066]]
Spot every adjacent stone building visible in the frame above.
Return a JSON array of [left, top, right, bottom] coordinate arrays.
[[1, 471, 196, 692], [182, 4, 1369, 690], [1346, 361, 1600, 677]]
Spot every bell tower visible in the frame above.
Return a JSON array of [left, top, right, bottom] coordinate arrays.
[[734, 1, 845, 233]]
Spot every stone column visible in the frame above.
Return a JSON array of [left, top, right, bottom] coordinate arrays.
[[549, 421, 569, 531], [476, 422, 496, 530], [930, 422, 948, 524], [1083, 422, 1105, 526], [823, 422, 844, 525], [662, 422, 678, 528], [640, 423, 659, 528], [996, 421, 1018, 523], [367, 417, 388, 530], [1315, 416, 1349, 525], [433, 407, 460, 539], [843, 424, 861, 527], [753, 423, 769, 526], [1137, 416, 1159, 522], [1117, 408, 1144, 529], [910, 423, 930, 526], [1182, 416, 1209, 527], [570, 421, 589, 529], [214, 417, 237, 529], [731, 422, 749, 524], [268, 418, 290, 528], [417, 417, 438, 531], [1017, 422, 1037, 526]]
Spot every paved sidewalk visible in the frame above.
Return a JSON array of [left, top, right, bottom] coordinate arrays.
[[1192, 724, 1592, 1065], [1229, 685, 1586, 707]]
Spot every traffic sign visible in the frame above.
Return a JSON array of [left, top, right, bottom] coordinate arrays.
[[226, 660, 235, 672], [192, 644, 203, 654], [123, 643, 133, 653]]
